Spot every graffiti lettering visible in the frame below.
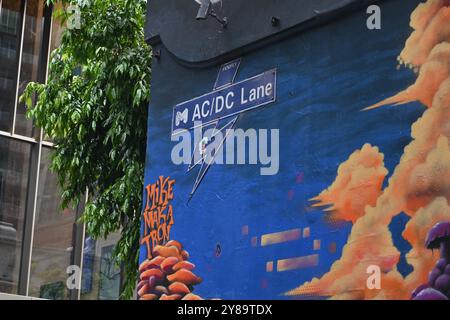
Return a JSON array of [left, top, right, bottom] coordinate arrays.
[[141, 176, 176, 259]]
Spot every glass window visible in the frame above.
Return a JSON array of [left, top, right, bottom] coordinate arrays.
[[28, 147, 76, 299], [80, 233, 122, 300], [43, 2, 65, 143], [15, 0, 47, 137], [0, 136, 31, 294], [49, 2, 64, 54], [0, 0, 23, 132]]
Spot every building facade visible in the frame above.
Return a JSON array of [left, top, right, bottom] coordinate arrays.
[[138, 0, 450, 300], [0, 0, 123, 300]]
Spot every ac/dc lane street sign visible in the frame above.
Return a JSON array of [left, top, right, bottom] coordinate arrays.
[[172, 69, 277, 135]]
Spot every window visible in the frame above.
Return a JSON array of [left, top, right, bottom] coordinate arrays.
[[28, 147, 77, 300], [15, 0, 48, 137], [0, 0, 23, 132], [49, 2, 64, 54], [0, 136, 31, 294], [0, 1, 126, 300], [80, 233, 122, 300]]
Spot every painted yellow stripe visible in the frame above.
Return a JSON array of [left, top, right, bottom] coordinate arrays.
[[277, 254, 319, 272], [260, 228, 301, 247]]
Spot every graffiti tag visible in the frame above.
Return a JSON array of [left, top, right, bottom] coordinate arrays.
[[140, 176, 176, 259]]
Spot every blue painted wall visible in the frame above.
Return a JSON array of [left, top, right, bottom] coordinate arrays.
[[140, 0, 423, 299]]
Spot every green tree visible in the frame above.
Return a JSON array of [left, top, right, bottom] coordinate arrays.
[[21, 0, 151, 299]]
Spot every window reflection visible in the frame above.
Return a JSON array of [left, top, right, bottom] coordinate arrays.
[[29, 147, 76, 299], [49, 2, 64, 54], [0, 136, 31, 294], [15, 0, 47, 137], [0, 0, 23, 132], [81, 234, 122, 300], [43, 2, 65, 143]]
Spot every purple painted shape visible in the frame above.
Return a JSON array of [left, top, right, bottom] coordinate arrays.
[[429, 267, 442, 286], [413, 288, 448, 300], [425, 222, 450, 249], [434, 274, 450, 293], [411, 284, 429, 299]]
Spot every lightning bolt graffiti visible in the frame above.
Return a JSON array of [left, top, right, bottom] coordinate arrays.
[[187, 116, 239, 204], [186, 59, 241, 204]]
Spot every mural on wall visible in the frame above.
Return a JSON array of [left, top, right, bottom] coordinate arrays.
[[286, 0, 450, 300], [138, 177, 205, 300], [139, 0, 450, 300], [140, 176, 176, 258]]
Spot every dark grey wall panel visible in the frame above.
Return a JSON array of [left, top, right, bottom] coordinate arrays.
[[145, 0, 381, 66]]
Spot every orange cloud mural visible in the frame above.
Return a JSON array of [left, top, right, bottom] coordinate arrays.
[[310, 143, 387, 224], [287, 0, 450, 300]]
